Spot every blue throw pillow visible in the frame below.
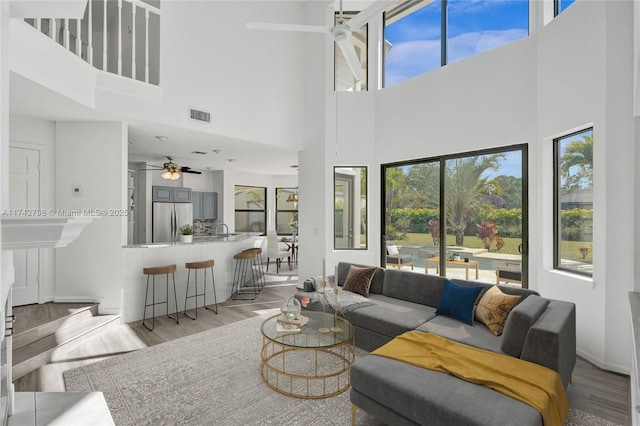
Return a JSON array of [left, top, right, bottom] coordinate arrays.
[[436, 280, 484, 325]]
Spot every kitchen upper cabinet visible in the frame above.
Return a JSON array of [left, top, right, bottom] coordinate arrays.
[[193, 191, 218, 220], [152, 186, 192, 203]]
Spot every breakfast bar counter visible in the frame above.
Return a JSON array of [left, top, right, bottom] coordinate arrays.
[[121, 233, 263, 323]]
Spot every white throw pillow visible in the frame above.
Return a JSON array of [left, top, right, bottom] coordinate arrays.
[[387, 244, 399, 255]]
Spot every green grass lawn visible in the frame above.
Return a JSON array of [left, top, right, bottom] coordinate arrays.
[[393, 233, 592, 263]]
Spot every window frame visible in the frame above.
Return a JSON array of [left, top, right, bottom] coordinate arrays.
[[552, 127, 594, 278], [275, 187, 299, 236], [234, 185, 267, 235], [381, 144, 529, 287], [334, 166, 368, 250], [382, 0, 530, 88]]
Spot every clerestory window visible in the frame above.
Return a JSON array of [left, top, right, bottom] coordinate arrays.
[[383, 0, 529, 87]]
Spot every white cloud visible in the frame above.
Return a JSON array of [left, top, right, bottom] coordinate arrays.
[[384, 28, 527, 86], [448, 28, 527, 61], [448, 0, 524, 14]]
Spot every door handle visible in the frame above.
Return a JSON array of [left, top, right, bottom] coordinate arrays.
[[518, 243, 527, 255]]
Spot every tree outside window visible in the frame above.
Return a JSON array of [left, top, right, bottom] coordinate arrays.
[[554, 128, 593, 276]]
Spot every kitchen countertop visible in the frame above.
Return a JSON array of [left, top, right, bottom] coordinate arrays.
[[123, 232, 262, 248]]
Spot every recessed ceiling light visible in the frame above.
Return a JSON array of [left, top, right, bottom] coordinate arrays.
[[290, 165, 298, 168], [212, 149, 222, 154], [191, 151, 207, 155], [228, 159, 236, 162], [155, 136, 169, 142]]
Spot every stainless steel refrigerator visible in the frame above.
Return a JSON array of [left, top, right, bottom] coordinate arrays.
[[152, 202, 193, 243]]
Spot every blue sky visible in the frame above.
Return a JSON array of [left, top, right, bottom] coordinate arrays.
[[384, 0, 530, 86]]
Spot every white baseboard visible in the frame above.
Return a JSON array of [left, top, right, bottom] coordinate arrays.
[[576, 347, 631, 375]]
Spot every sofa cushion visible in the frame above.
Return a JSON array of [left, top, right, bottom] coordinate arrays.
[[475, 285, 522, 336], [343, 265, 376, 296], [415, 316, 506, 354], [436, 280, 484, 325], [346, 294, 437, 338], [382, 269, 447, 306], [501, 295, 549, 357], [337, 262, 385, 295], [386, 244, 399, 255], [350, 355, 542, 426]]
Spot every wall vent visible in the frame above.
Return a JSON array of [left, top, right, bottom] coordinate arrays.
[[189, 107, 211, 123]]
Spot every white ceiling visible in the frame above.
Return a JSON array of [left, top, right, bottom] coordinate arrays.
[[10, 72, 300, 176]]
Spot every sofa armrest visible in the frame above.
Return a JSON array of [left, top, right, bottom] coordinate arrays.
[[520, 300, 576, 389]]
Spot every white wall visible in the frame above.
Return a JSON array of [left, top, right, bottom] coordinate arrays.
[[323, 0, 632, 373], [55, 121, 127, 314]]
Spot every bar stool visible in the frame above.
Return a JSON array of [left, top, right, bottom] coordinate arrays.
[[242, 247, 266, 290], [184, 259, 218, 320], [142, 264, 179, 331], [231, 250, 260, 300]]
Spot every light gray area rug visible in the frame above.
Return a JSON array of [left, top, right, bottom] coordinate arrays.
[[64, 315, 620, 426]]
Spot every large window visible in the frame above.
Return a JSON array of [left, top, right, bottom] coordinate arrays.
[[335, 167, 368, 249], [383, 146, 528, 286], [275, 187, 298, 235], [234, 185, 266, 234], [554, 128, 593, 277], [384, 0, 528, 87]]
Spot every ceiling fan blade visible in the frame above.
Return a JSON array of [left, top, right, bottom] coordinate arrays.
[[336, 37, 365, 82], [181, 170, 202, 175], [346, 0, 398, 30], [246, 22, 332, 34]]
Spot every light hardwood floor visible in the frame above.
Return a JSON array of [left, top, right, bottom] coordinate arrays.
[[13, 272, 631, 425]]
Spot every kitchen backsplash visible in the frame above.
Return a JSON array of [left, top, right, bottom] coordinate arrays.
[[194, 219, 216, 236]]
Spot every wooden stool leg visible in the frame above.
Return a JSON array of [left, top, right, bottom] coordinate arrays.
[[143, 274, 153, 331], [184, 269, 197, 320], [170, 272, 179, 324], [205, 266, 218, 314]]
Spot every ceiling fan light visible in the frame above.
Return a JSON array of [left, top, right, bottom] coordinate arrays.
[[161, 171, 172, 180], [170, 172, 180, 180]]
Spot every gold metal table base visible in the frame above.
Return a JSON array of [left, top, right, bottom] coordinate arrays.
[[260, 335, 355, 399]]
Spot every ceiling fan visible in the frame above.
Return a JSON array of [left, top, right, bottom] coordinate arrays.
[[143, 156, 202, 180], [247, 0, 397, 83]]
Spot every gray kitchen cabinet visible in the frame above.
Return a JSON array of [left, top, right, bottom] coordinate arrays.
[[152, 186, 192, 203], [192, 191, 217, 220]]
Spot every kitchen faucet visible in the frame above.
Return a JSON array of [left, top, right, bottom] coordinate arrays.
[[215, 223, 229, 238]]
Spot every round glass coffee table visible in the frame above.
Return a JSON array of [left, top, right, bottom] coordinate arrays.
[[260, 311, 355, 399]]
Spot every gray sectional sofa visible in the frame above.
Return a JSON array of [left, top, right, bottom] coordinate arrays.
[[297, 262, 576, 426]]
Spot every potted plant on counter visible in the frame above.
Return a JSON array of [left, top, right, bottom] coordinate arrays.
[[179, 224, 194, 243]]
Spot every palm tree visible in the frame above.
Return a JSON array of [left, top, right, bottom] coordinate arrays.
[[561, 134, 593, 190], [446, 154, 504, 246]]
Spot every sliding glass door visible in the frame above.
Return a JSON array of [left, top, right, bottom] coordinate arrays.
[[382, 146, 528, 287]]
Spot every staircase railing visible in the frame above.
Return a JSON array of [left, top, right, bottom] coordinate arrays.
[[24, 0, 161, 85]]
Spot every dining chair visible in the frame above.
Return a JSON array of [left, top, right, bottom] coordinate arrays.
[[266, 232, 291, 274]]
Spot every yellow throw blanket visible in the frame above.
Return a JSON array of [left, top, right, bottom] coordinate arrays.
[[371, 331, 569, 426]]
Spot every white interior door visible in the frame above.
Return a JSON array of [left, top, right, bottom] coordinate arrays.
[[10, 146, 40, 306]]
